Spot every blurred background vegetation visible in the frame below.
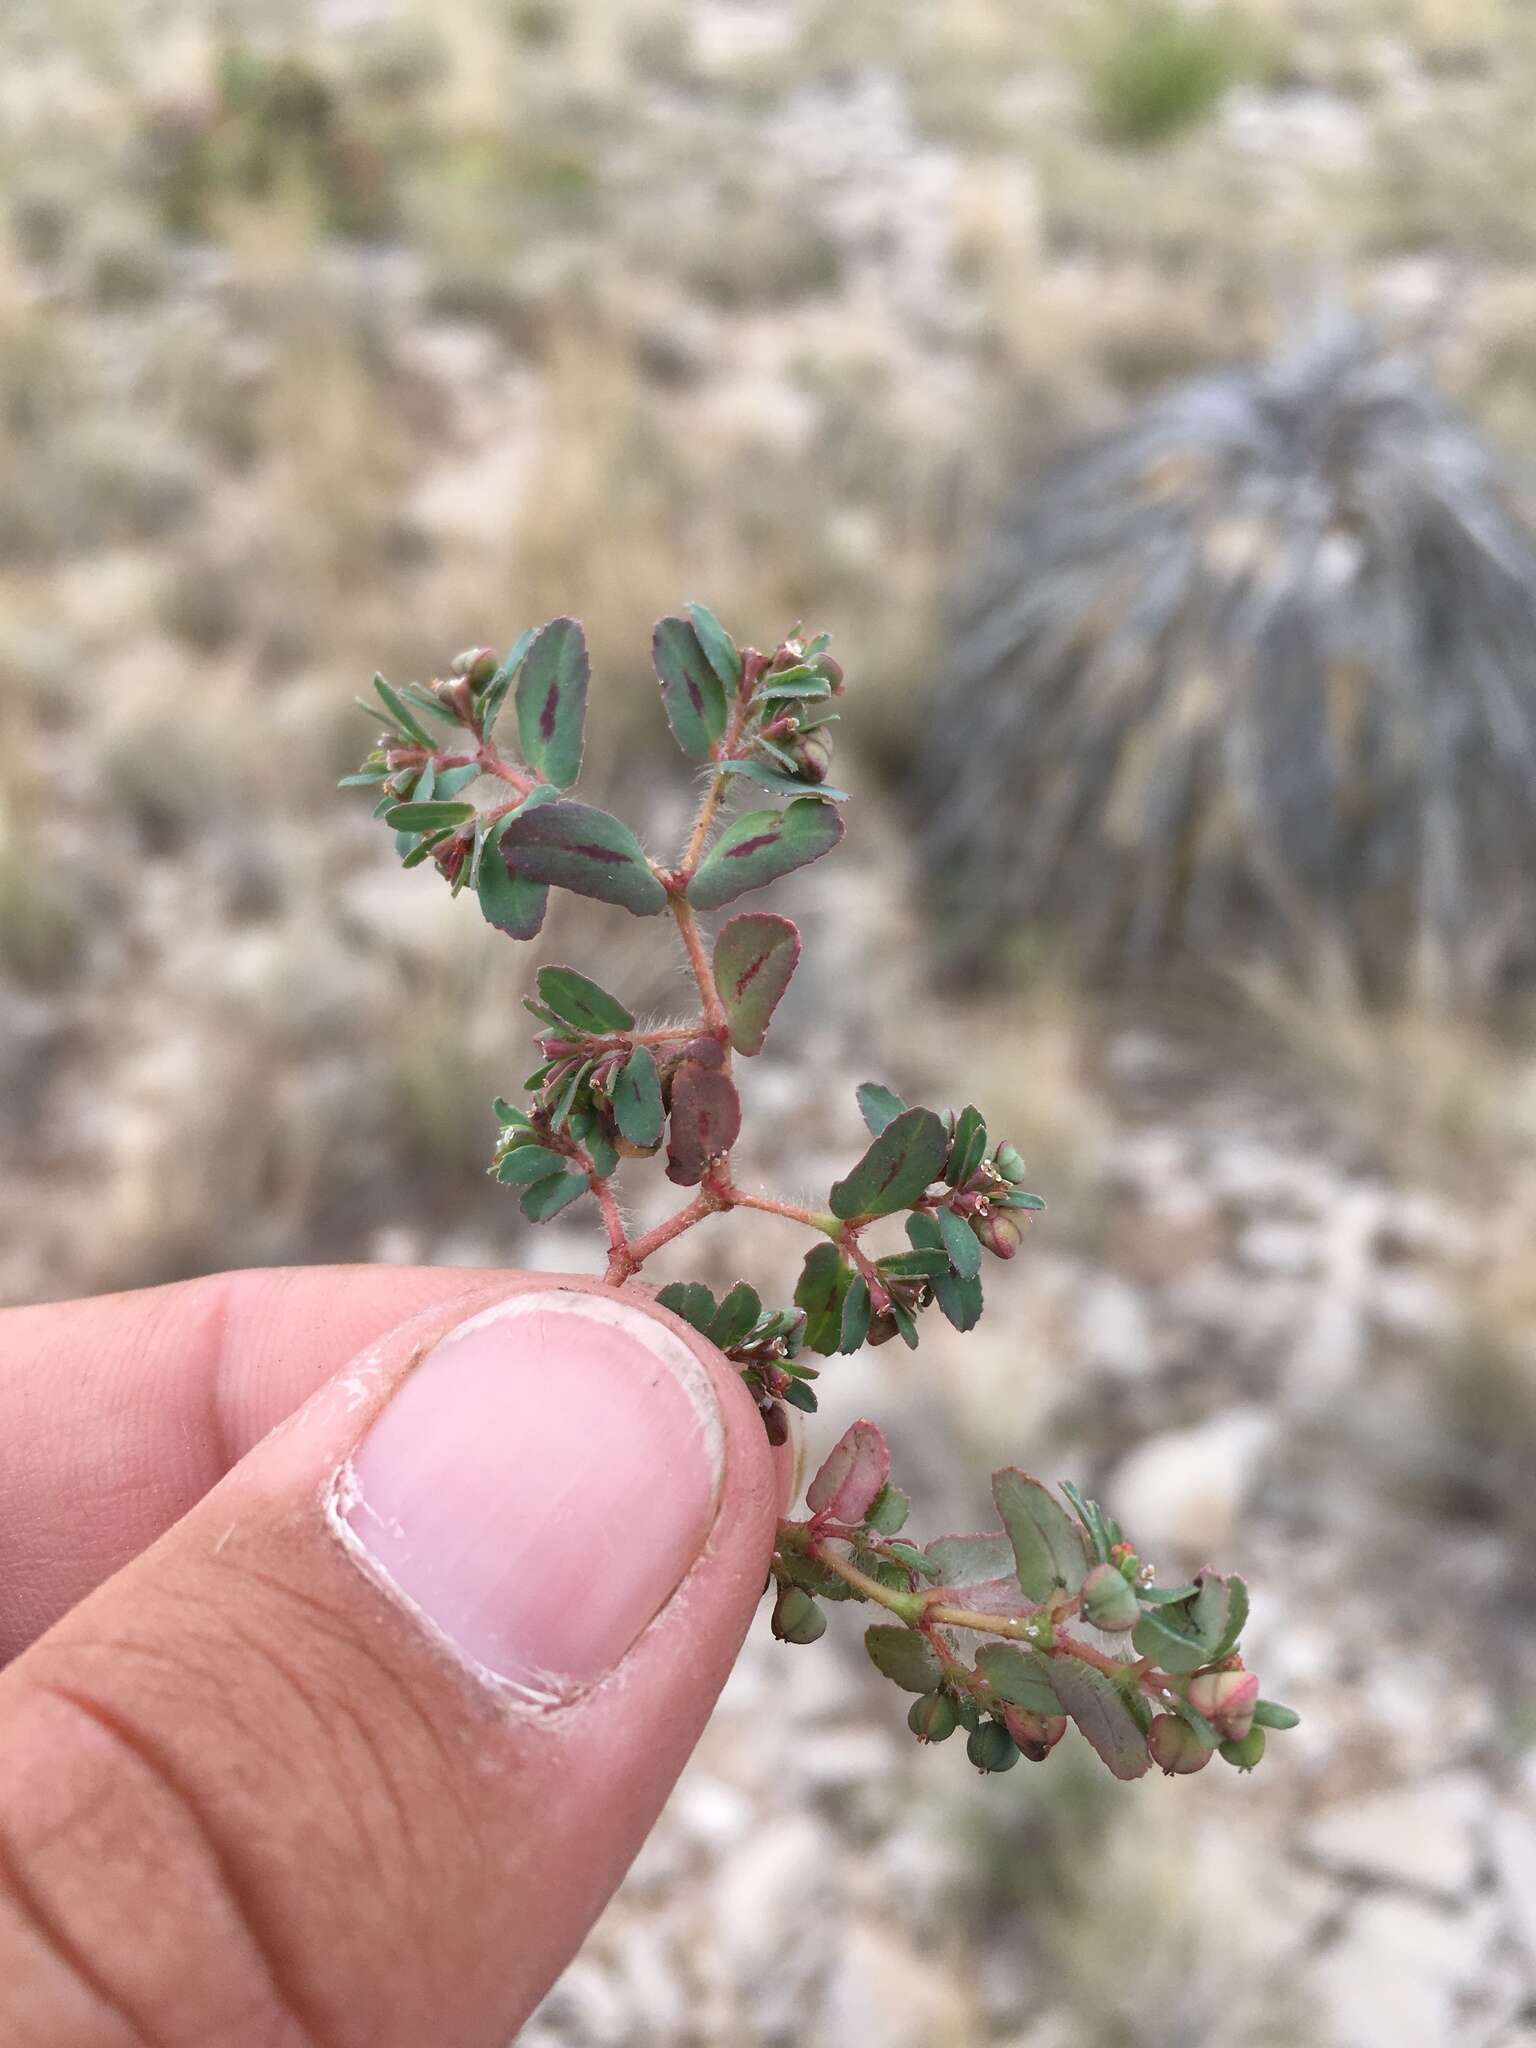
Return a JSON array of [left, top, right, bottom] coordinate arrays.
[[6, 2, 1536, 2043]]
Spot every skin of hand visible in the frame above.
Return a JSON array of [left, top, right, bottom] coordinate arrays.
[[0, 1267, 791, 2047]]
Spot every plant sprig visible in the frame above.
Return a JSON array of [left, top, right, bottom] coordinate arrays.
[[343, 603, 1296, 1784]]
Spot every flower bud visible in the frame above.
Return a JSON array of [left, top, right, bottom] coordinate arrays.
[[966, 1720, 1020, 1774], [1187, 1668, 1260, 1742], [1080, 1561, 1140, 1633], [771, 1584, 825, 1644], [993, 1141, 1028, 1183], [812, 651, 844, 692], [866, 1310, 901, 1347], [907, 1690, 959, 1744], [1147, 1713, 1212, 1776], [787, 730, 834, 784], [433, 675, 478, 723], [451, 645, 498, 686], [1219, 1727, 1266, 1772], [972, 1211, 1022, 1261]]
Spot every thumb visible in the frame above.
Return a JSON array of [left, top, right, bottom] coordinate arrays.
[[0, 1276, 781, 2048]]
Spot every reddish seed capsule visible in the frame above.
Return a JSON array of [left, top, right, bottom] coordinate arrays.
[[1187, 1668, 1260, 1742], [760, 1400, 789, 1446], [973, 1212, 1022, 1261], [789, 731, 834, 783], [451, 645, 498, 686], [812, 652, 844, 692]]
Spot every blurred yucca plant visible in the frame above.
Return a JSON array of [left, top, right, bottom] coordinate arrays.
[[920, 322, 1536, 1006]]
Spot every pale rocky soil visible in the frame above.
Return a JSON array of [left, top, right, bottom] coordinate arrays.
[[6, 3, 1536, 2043]]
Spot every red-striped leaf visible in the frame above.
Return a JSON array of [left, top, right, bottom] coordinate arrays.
[[713, 912, 800, 1055], [515, 617, 589, 790], [687, 799, 843, 912], [828, 1106, 948, 1221], [653, 615, 727, 759], [498, 799, 667, 916], [806, 1418, 890, 1524], [664, 1060, 742, 1184]]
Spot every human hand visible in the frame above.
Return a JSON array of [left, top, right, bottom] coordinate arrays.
[[0, 1267, 785, 2046]]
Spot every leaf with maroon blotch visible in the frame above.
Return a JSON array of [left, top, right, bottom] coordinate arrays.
[[805, 1418, 890, 1524], [1044, 1657, 1152, 1781], [794, 1241, 852, 1355], [664, 1060, 742, 1184], [536, 965, 634, 1035], [714, 912, 801, 1055], [515, 617, 588, 791], [477, 813, 550, 940], [828, 1106, 948, 1221], [653, 614, 727, 759], [498, 799, 667, 915], [687, 799, 844, 912], [611, 1045, 664, 1149]]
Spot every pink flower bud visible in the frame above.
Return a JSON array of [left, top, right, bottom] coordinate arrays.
[[788, 730, 835, 784], [1187, 1668, 1260, 1742], [1147, 1713, 1211, 1775]]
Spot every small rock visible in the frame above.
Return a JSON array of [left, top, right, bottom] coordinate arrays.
[[1490, 1803, 1536, 1981], [1302, 1773, 1486, 1901], [1108, 1407, 1275, 1559], [816, 1920, 970, 2048], [1304, 1892, 1498, 2048], [1075, 1273, 1155, 1379]]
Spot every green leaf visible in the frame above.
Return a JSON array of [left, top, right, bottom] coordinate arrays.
[[886, 1541, 939, 1577], [372, 672, 432, 745], [856, 1082, 908, 1136], [664, 1061, 742, 1185], [933, 1268, 983, 1331], [434, 764, 482, 800], [478, 626, 535, 738], [865, 1484, 909, 1536], [829, 1107, 949, 1221], [498, 800, 667, 916], [1059, 1482, 1113, 1565], [548, 1059, 593, 1129], [492, 1098, 530, 1126], [687, 799, 844, 912], [584, 1125, 618, 1179], [653, 615, 727, 758], [383, 800, 475, 833], [864, 1626, 942, 1694], [1047, 1658, 1152, 1780], [1252, 1699, 1300, 1732], [976, 1643, 1061, 1715], [655, 1281, 717, 1333], [1131, 1607, 1213, 1676], [720, 759, 849, 803], [707, 1281, 762, 1352], [889, 1298, 920, 1349], [1212, 1575, 1249, 1661], [945, 1105, 988, 1187], [839, 1271, 871, 1352], [995, 1189, 1047, 1211], [515, 616, 588, 791], [520, 1170, 588, 1221], [400, 829, 452, 867], [686, 600, 743, 689], [923, 1532, 1040, 1618], [795, 1242, 853, 1356], [338, 768, 391, 787], [993, 1470, 1089, 1602], [536, 965, 635, 1035], [477, 824, 549, 939], [876, 1250, 951, 1280], [493, 1143, 569, 1184], [782, 1378, 818, 1413], [714, 912, 801, 1056], [935, 1205, 983, 1281], [751, 670, 833, 702], [612, 1045, 663, 1149]]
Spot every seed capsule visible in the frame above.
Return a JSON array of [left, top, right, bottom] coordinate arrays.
[[1080, 1561, 1140, 1633], [972, 1212, 1022, 1261], [1219, 1727, 1266, 1772], [1187, 1668, 1260, 1743], [451, 645, 498, 686], [907, 1690, 959, 1744], [770, 1584, 825, 1645], [1147, 1713, 1212, 1775], [966, 1720, 1020, 1774]]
